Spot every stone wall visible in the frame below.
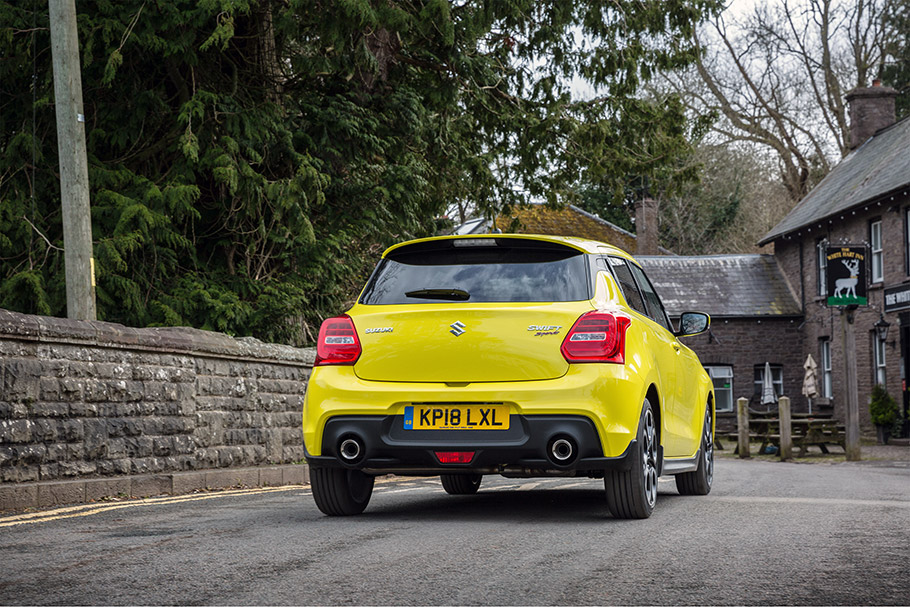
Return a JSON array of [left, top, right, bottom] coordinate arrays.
[[0, 308, 313, 485]]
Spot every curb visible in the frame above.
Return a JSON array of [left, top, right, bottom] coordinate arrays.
[[0, 463, 310, 512]]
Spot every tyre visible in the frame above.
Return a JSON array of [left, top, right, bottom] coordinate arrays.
[[604, 398, 658, 519], [440, 473, 482, 495], [310, 466, 375, 516], [675, 402, 714, 496]]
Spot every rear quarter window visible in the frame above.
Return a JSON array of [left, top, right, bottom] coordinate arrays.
[[627, 262, 672, 331], [360, 240, 590, 304], [607, 256, 648, 316]]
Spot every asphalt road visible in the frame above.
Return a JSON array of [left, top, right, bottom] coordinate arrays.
[[1, 457, 908, 606]]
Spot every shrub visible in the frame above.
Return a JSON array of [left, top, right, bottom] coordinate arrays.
[[869, 384, 902, 434]]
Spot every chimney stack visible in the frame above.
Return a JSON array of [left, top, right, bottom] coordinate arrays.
[[846, 79, 898, 149], [635, 197, 659, 256]]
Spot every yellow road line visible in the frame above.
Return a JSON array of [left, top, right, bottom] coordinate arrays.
[[0, 485, 307, 528], [4, 486, 296, 522]]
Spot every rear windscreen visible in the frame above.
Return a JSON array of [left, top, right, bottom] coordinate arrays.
[[359, 240, 590, 304]]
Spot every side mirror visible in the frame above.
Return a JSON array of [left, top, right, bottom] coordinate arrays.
[[677, 311, 710, 337]]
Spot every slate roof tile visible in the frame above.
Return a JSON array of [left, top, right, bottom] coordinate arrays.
[[637, 255, 801, 318]]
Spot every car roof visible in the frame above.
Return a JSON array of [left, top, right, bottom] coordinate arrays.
[[382, 233, 635, 261]]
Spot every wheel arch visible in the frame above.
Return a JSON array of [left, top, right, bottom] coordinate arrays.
[[706, 389, 716, 436], [698, 369, 715, 434], [645, 383, 662, 445]]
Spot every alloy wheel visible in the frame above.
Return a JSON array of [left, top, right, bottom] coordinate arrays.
[[703, 405, 714, 486], [642, 408, 658, 508]]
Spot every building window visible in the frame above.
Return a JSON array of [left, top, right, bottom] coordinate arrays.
[[820, 339, 832, 398], [704, 365, 734, 413], [873, 330, 886, 385], [817, 238, 827, 296], [870, 219, 883, 283], [753, 364, 784, 398]]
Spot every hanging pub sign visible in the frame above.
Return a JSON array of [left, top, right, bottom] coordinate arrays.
[[825, 246, 868, 307]]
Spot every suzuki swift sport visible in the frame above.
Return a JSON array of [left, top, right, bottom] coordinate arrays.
[[303, 234, 714, 518]]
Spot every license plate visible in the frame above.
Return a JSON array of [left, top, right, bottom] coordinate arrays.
[[403, 404, 510, 430]]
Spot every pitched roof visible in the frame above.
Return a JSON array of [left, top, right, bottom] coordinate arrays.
[[636, 254, 801, 318], [760, 117, 910, 245], [452, 204, 671, 255], [495, 204, 640, 253]]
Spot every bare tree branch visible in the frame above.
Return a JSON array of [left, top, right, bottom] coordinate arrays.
[[668, 0, 897, 202]]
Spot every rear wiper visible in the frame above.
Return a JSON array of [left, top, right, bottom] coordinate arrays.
[[405, 288, 470, 301]]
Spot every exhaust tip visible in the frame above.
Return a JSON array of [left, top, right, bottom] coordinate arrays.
[[339, 436, 364, 463], [548, 436, 577, 465]]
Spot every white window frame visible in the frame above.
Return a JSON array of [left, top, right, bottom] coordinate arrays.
[[817, 239, 827, 296], [873, 331, 886, 385], [870, 219, 883, 283], [820, 339, 832, 398], [704, 365, 734, 413]]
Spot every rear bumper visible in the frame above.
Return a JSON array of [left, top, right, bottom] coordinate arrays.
[[303, 365, 648, 460], [304, 414, 636, 475]]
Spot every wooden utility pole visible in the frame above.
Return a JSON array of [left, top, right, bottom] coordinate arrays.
[[49, 0, 96, 320], [841, 308, 861, 460]]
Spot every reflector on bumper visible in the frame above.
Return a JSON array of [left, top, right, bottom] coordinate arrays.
[[434, 451, 475, 464]]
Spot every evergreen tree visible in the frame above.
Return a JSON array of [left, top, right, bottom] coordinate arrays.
[[884, 0, 910, 118], [0, 0, 720, 344]]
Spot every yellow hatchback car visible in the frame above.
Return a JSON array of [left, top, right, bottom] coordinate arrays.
[[303, 234, 714, 518]]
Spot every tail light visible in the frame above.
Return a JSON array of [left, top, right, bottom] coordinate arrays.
[[315, 315, 362, 366], [560, 311, 631, 364]]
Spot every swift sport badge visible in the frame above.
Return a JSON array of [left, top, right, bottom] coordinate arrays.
[[449, 321, 466, 336], [528, 324, 562, 336]]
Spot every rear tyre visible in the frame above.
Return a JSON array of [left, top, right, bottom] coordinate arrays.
[[604, 398, 658, 519], [676, 402, 714, 496], [310, 466, 375, 516], [441, 473, 482, 495]]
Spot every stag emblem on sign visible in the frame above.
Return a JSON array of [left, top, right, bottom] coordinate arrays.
[[824, 245, 867, 307], [833, 259, 861, 298]]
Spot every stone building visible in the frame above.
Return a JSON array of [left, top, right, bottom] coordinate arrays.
[[758, 82, 909, 435]]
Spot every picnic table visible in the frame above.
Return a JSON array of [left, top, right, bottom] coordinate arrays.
[[749, 417, 846, 456]]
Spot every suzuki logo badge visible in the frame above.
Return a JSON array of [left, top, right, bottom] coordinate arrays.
[[449, 321, 466, 337]]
